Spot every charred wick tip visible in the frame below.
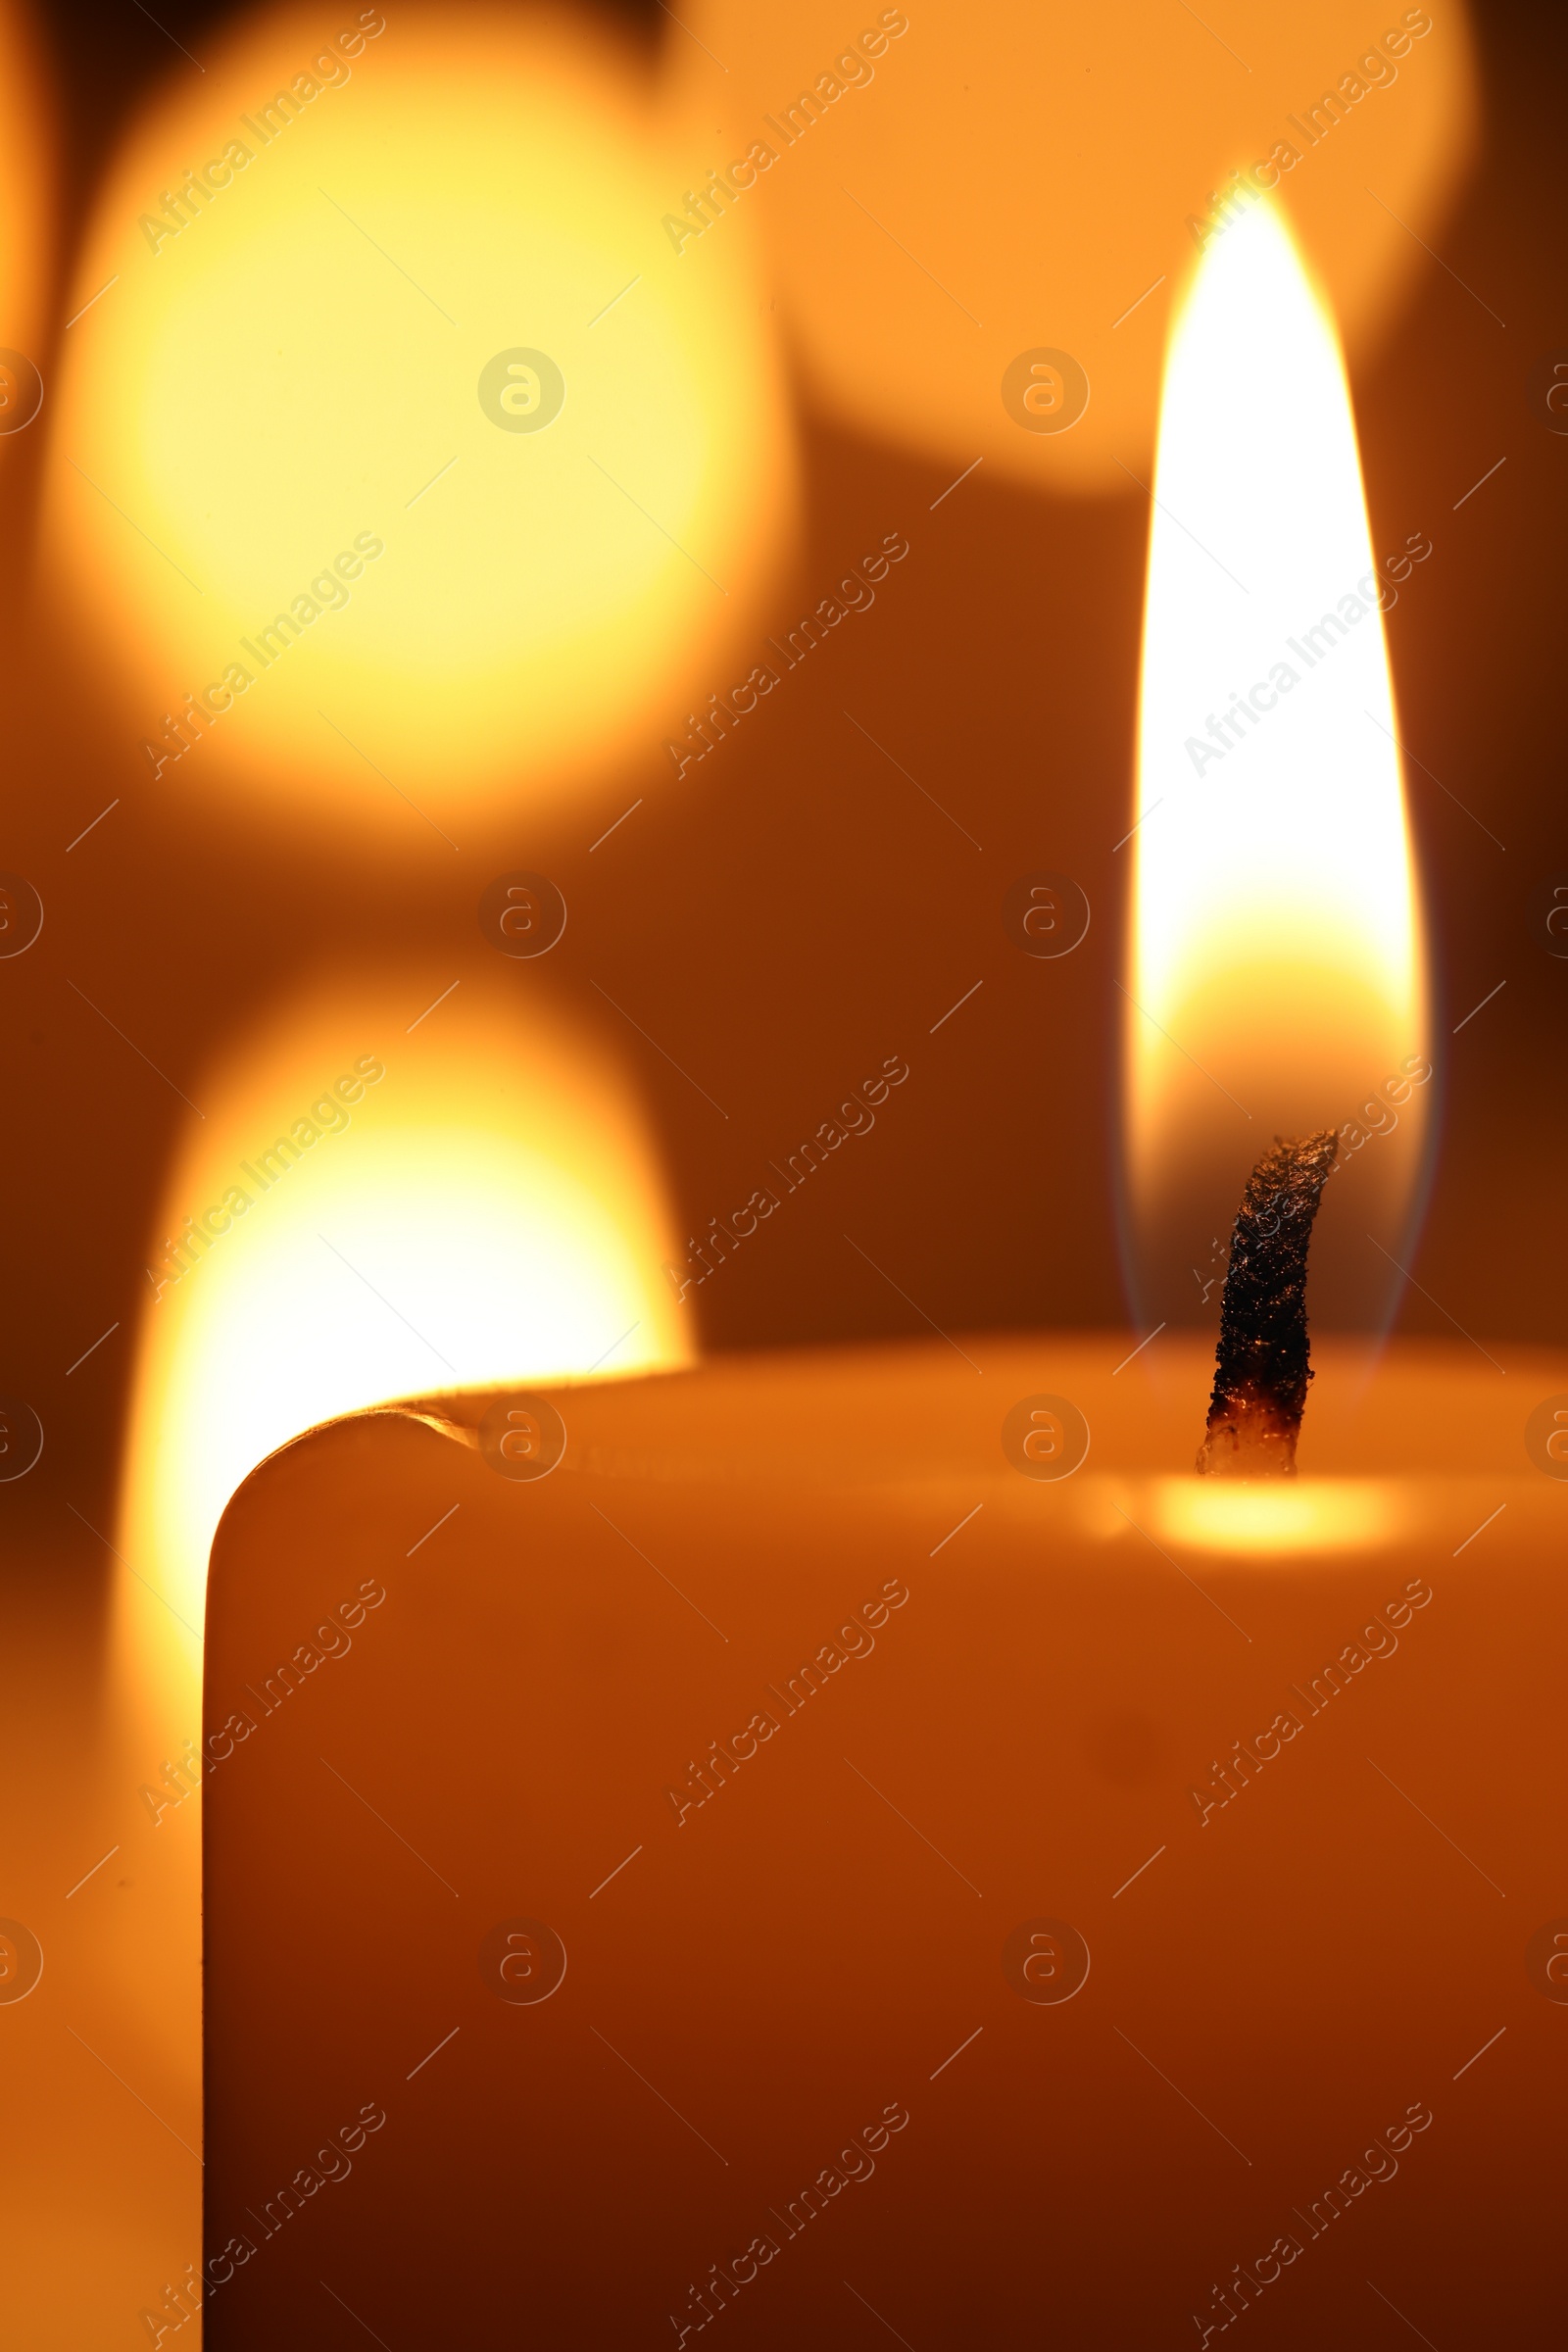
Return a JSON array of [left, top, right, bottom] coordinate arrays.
[[1197, 1130, 1339, 1479]]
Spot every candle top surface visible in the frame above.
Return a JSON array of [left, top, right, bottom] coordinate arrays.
[[215, 1333, 1568, 1576], [395, 1332, 1558, 1478]]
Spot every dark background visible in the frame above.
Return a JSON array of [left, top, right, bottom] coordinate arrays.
[[4, 0, 1566, 1566]]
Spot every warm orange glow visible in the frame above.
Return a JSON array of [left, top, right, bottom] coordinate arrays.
[[98, 974, 689, 2197], [118, 977, 690, 1642], [1147, 1475, 1397, 1554], [1127, 197, 1428, 1327], [44, 3, 793, 829], [682, 0, 1477, 491], [0, 1, 53, 397]]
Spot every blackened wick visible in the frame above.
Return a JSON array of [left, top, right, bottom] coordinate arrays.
[[1198, 1130, 1339, 1478]]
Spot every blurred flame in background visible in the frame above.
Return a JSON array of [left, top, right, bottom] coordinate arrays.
[[42, 2, 793, 828], [121, 984, 687, 1633], [107, 974, 689, 2111], [0, 0, 52, 438], [682, 0, 1475, 490], [1126, 197, 1428, 1334]]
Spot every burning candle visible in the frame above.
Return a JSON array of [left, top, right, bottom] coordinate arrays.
[[198, 1331, 1563, 2346], [196, 194, 1566, 2345]]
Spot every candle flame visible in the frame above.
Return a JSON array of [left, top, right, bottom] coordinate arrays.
[[1125, 196, 1429, 1332]]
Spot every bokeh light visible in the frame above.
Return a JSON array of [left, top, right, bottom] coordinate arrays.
[[680, 0, 1476, 491], [44, 2, 794, 827], [0, 0, 53, 440]]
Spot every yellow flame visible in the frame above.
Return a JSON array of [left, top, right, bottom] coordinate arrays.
[[1127, 197, 1427, 1310], [118, 980, 690, 1643]]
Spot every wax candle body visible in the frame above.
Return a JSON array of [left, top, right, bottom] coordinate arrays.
[[202, 1336, 1566, 2349]]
